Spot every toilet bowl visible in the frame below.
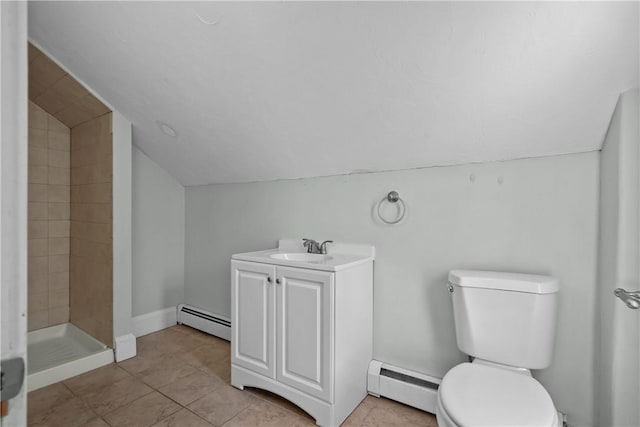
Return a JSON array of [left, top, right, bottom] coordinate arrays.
[[437, 270, 561, 427], [436, 363, 560, 427]]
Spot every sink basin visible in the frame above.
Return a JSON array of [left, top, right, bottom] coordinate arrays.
[[270, 253, 333, 263]]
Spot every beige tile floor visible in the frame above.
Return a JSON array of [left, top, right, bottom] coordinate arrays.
[[28, 325, 438, 427]]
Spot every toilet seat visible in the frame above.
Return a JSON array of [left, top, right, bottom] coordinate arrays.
[[439, 363, 559, 427]]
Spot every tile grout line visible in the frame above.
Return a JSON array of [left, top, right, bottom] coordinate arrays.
[[153, 388, 216, 426], [88, 384, 155, 420], [61, 366, 150, 421], [138, 326, 237, 426], [58, 381, 104, 425], [183, 407, 216, 427], [100, 389, 180, 427], [212, 397, 255, 427]]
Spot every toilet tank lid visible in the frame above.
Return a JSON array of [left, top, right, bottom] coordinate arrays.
[[449, 270, 559, 294]]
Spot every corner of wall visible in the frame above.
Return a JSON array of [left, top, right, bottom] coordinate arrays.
[[112, 111, 133, 340], [131, 146, 186, 318]]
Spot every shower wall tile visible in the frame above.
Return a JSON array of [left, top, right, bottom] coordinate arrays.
[[71, 183, 112, 204], [29, 310, 49, 331], [29, 80, 46, 101], [29, 103, 48, 130], [49, 237, 70, 255], [29, 128, 48, 149], [29, 184, 49, 202], [71, 203, 111, 223], [36, 89, 68, 115], [29, 256, 48, 276], [29, 239, 49, 257], [49, 133, 71, 151], [29, 256, 48, 279], [70, 113, 113, 346], [70, 238, 112, 261], [29, 147, 49, 167], [29, 270, 48, 296], [49, 203, 70, 220], [71, 158, 112, 185], [72, 147, 111, 168], [73, 262, 108, 285], [49, 167, 70, 185], [49, 149, 70, 168], [49, 306, 70, 325], [28, 101, 71, 331], [49, 220, 71, 237], [74, 95, 110, 119], [57, 104, 93, 128], [29, 292, 48, 313], [49, 116, 70, 134], [72, 222, 111, 244], [29, 221, 48, 239], [49, 288, 69, 308], [28, 43, 41, 63], [29, 202, 48, 220], [49, 255, 70, 273], [49, 185, 70, 203], [29, 166, 49, 184], [50, 272, 70, 290], [51, 75, 90, 105], [30, 53, 66, 92]]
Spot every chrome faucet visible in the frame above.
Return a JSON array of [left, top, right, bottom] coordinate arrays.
[[320, 240, 333, 255], [303, 238, 333, 254], [303, 238, 321, 254]]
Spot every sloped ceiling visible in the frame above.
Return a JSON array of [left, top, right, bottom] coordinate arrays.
[[29, 2, 638, 186]]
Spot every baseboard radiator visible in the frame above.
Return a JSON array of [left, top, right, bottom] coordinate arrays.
[[177, 304, 231, 341], [367, 360, 441, 414]]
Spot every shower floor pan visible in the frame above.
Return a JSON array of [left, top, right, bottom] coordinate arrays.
[[27, 323, 114, 391]]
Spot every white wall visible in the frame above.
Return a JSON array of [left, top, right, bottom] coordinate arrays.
[[112, 112, 133, 347], [132, 147, 185, 316], [185, 152, 600, 426], [1, 2, 28, 424], [596, 89, 639, 427]]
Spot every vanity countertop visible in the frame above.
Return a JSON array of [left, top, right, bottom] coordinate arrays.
[[232, 238, 375, 272]]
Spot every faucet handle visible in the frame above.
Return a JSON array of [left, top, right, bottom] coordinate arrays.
[[320, 240, 334, 255], [302, 238, 318, 253]]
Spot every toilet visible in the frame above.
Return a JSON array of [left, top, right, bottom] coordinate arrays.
[[436, 270, 562, 427]]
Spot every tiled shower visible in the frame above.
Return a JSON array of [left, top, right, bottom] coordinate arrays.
[[27, 43, 115, 389], [69, 113, 114, 347], [27, 101, 72, 330]]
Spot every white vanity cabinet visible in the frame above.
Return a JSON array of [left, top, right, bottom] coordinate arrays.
[[231, 262, 333, 401], [230, 240, 374, 427]]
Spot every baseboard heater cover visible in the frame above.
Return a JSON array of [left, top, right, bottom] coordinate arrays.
[[367, 360, 441, 414], [177, 304, 231, 341]]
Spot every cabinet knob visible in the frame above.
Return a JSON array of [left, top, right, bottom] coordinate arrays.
[[267, 276, 272, 283], [276, 278, 281, 284]]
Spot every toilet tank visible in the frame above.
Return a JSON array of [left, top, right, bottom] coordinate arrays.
[[448, 270, 559, 369]]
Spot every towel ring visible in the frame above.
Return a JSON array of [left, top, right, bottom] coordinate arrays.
[[377, 191, 406, 225]]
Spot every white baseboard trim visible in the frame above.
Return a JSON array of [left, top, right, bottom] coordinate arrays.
[[132, 306, 177, 338], [114, 333, 136, 362]]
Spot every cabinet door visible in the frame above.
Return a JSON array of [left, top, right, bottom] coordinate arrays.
[[276, 266, 334, 402], [231, 260, 276, 379]]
